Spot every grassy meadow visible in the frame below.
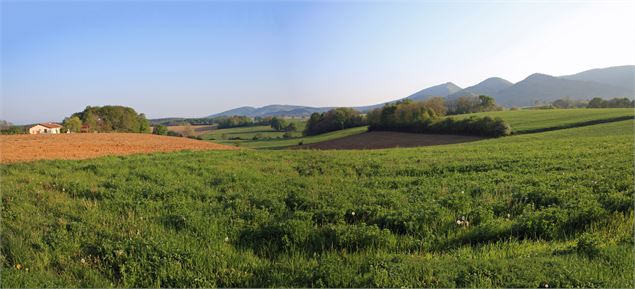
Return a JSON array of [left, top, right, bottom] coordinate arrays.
[[201, 120, 307, 142], [202, 108, 634, 150], [459, 108, 634, 134], [2, 116, 633, 287]]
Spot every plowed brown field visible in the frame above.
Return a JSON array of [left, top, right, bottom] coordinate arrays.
[[0, 133, 236, 164], [298, 131, 483, 150]]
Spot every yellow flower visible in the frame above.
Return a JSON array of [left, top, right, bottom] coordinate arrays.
[[15, 263, 22, 270]]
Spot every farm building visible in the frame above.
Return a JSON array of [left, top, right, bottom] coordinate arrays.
[[28, 122, 63, 134]]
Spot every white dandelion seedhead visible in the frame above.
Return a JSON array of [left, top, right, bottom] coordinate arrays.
[[351, 211, 356, 216]]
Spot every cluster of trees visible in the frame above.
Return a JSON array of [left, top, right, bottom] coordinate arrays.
[[446, 95, 502, 115], [216, 116, 253, 129], [0, 120, 25, 135], [587, 97, 634, 108], [270, 117, 297, 132], [368, 98, 511, 137], [367, 98, 446, 129], [304, 108, 367, 136], [67, 106, 151, 133], [550, 97, 588, 109], [0, 126, 26, 135]]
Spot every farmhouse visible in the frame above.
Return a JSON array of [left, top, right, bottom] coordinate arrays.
[[28, 122, 63, 134]]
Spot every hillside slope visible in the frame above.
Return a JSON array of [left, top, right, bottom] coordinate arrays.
[[493, 73, 633, 107]]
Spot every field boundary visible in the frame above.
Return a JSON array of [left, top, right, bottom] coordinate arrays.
[[514, 115, 634, 134]]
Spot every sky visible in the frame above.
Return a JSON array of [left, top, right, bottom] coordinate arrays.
[[2, 1, 634, 124]]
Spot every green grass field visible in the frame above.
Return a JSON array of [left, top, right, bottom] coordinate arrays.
[[205, 108, 633, 150], [227, 126, 369, 149], [460, 108, 634, 134], [199, 120, 307, 145], [2, 118, 633, 287]]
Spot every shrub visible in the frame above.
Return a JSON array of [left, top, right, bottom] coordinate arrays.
[[576, 233, 601, 258]]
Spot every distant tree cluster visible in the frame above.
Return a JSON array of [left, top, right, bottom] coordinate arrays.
[[446, 95, 502, 115], [270, 117, 298, 132], [68, 105, 151, 133], [550, 97, 588, 109], [367, 98, 447, 129], [217, 116, 253, 129], [368, 98, 511, 137], [304, 108, 367, 136], [0, 126, 26, 135], [0, 120, 25, 135], [587, 97, 634, 108], [153, 125, 169, 135], [254, 116, 274, 126]]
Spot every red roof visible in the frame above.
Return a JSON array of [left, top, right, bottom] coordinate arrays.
[[38, 122, 63, 129]]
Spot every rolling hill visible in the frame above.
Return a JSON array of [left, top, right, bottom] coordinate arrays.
[[209, 105, 332, 118], [204, 65, 634, 117], [447, 77, 513, 100], [492, 73, 633, 107], [561, 65, 635, 89]]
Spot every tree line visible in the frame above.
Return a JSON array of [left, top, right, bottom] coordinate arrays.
[[368, 98, 511, 137], [304, 108, 367, 136]]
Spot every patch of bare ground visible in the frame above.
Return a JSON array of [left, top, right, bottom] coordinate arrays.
[[298, 131, 483, 150], [0, 133, 236, 164]]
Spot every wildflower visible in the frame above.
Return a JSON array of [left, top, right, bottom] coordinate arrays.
[[351, 211, 356, 216], [15, 263, 22, 270], [224, 236, 229, 242], [80, 258, 86, 264], [460, 191, 464, 194], [507, 213, 511, 218]]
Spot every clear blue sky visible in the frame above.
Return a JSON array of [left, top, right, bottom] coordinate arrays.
[[2, 1, 634, 124]]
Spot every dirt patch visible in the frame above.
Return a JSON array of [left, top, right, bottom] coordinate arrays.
[[298, 131, 484, 150], [166, 125, 217, 136], [0, 133, 236, 164]]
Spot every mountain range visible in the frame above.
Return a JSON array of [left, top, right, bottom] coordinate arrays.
[[197, 65, 634, 118]]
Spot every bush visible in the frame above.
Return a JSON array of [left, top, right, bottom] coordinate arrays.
[[153, 125, 168, 135], [576, 233, 601, 258], [167, 131, 183, 137]]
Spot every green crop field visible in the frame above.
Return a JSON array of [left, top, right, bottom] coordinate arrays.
[[459, 108, 634, 134], [228, 126, 369, 149], [2, 118, 633, 287], [200, 120, 307, 143], [207, 108, 634, 150]]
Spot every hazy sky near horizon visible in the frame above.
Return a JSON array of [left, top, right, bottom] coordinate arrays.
[[2, 1, 634, 124]]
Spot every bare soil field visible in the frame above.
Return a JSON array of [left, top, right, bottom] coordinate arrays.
[[167, 125, 217, 136], [0, 133, 236, 164], [298, 131, 483, 150]]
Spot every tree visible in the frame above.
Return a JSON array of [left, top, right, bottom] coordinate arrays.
[[270, 117, 288, 131], [153, 125, 168, 135], [285, 122, 298, 132], [63, 116, 82, 133], [182, 123, 195, 137], [587, 97, 605, 108], [478, 95, 497, 111]]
